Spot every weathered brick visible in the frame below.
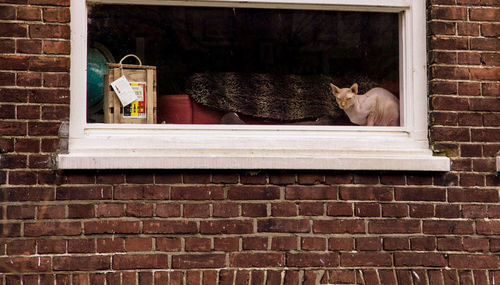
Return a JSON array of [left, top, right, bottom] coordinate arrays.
[[287, 253, 338, 267], [24, 221, 81, 236], [449, 254, 499, 269], [144, 220, 197, 234], [369, 220, 420, 234], [230, 253, 283, 267], [423, 220, 474, 234], [286, 186, 337, 200], [173, 254, 226, 269], [200, 220, 252, 234], [340, 253, 392, 267], [313, 219, 364, 234], [394, 253, 446, 267], [258, 219, 310, 233], [228, 186, 280, 200]]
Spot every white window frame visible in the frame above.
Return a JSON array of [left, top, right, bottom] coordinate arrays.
[[58, 0, 450, 171]]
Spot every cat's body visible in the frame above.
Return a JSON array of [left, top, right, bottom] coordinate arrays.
[[330, 83, 400, 126]]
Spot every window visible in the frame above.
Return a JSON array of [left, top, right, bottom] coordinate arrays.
[[58, 0, 450, 171]]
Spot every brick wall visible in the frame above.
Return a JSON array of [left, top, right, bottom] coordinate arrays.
[[0, 0, 499, 284]]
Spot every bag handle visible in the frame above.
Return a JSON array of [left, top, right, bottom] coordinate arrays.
[[119, 54, 142, 66], [119, 54, 142, 77]]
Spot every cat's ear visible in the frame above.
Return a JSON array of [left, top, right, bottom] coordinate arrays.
[[330, 83, 340, 96], [350, 83, 358, 94]]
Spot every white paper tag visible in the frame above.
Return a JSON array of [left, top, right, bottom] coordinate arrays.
[[110, 75, 138, 106]]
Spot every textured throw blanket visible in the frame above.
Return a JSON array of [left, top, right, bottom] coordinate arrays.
[[186, 72, 376, 122]]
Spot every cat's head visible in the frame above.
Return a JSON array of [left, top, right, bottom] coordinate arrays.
[[330, 83, 358, 109]]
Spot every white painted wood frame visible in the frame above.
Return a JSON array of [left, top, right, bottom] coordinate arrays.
[[59, 0, 450, 171]]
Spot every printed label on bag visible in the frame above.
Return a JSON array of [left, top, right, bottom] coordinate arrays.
[[110, 75, 138, 107], [122, 82, 147, 118]]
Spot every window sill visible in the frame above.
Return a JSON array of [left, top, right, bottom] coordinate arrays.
[[57, 124, 450, 171]]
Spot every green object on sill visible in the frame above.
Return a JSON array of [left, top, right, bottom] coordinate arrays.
[[87, 45, 114, 107]]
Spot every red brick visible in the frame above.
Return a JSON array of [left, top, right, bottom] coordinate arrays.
[[57, 186, 112, 200], [184, 204, 210, 218], [24, 221, 81, 236], [271, 237, 298, 252], [462, 204, 487, 218], [384, 238, 409, 251], [301, 237, 325, 251], [212, 173, 239, 184], [477, 221, 500, 235], [239, 173, 267, 184], [144, 220, 197, 234], [327, 202, 353, 216], [214, 237, 239, 251], [369, 220, 420, 234], [29, 0, 70, 5], [8, 171, 37, 185], [470, 98, 500, 111], [431, 127, 470, 142], [0, 153, 27, 168], [298, 202, 324, 216], [7, 205, 35, 219], [28, 56, 70, 72], [200, 219, 252, 235], [114, 185, 144, 199], [155, 172, 182, 184], [156, 237, 181, 252], [286, 186, 337, 201], [269, 173, 296, 185], [186, 237, 211, 251], [471, 38, 499, 51], [339, 186, 393, 201], [0, 39, 14, 53], [143, 185, 169, 200], [37, 239, 65, 254], [38, 205, 65, 219], [242, 236, 268, 250], [448, 188, 499, 202], [382, 204, 408, 217], [0, 71, 15, 86], [328, 237, 354, 251], [17, 104, 41, 120], [481, 23, 500, 37], [340, 253, 392, 267], [287, 253, 338, 267], [85, 220, 140, 234], [125, 237, 152, 252], [156, 204, 181, 217], [423, 220, 474, 234], [429, 22, 456, 35], [6, 240, 35, 255], [113, 254, 169, 270], [228, 186, 280, 200], [470, 7, 500, 21], [28, 88, 69, 103], [242, 203, 268, 217], [0, 105, 16, 119], [68, 239, 95, 253], [97, 203, 123, 217], [42, 72, 69, 87], [395, 253, 446, 267], [430, 81, 457, 95], [463, 238, 489, 252], [126, 202, 153, 217], [258, 219, 310, 233], [0, 5, 15, 19], [271, 203, 297, 217], [457, 22, 479, 36], [431, 6, 467, 20], [297, 173, 324, 184], [41, 105, 69, 120], [0, 257, 51, 273], [356, 237, 381, 251], [68, 204, 94, 219], [171, 186, 224, 200], [173, 254, 226, 269], [43, 7, 70, 22], [411, 237, 436, 251], [435, 204, 460, 218], [0, 23, 27, 37], [313, 219, 364, 234], [449, 254, 499, 269], [2, 187, 53, 201], [355, 203, 380, 217], [17, 6, 41, 20]]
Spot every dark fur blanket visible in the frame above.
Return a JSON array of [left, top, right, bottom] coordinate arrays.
[[186, 72, 377, 122]]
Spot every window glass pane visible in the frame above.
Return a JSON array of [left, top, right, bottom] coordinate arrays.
[[87, 4, 399, 126]]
